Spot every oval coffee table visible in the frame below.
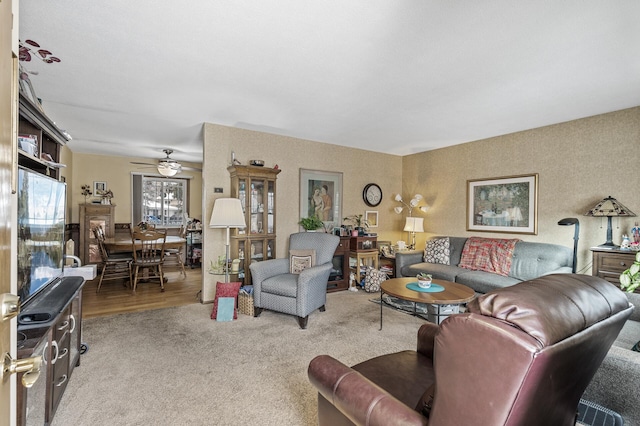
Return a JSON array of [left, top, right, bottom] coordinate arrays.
[[379, 277, 475, 330]]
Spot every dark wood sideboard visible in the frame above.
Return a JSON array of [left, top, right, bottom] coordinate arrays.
[[591, 247, 639, 293]]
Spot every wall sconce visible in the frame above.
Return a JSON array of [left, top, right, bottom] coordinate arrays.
[[394, 194, 429, 249], [585, 196, 636, 247]]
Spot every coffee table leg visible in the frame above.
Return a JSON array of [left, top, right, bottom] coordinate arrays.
[[379, 291, 383, 331]]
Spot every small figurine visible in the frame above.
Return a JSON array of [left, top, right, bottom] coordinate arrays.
[[348, 272, 358, 292], [621, 235, 631, 250]]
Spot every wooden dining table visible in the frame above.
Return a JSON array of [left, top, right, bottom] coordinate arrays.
[[103, 235, 186, 253]]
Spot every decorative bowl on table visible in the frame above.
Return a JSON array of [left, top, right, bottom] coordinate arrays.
[[416, 273, 432, 289]]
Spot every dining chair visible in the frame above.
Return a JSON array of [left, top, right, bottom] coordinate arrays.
[[92, 226, 133, 292], [131, 229, 167, 293], [163, 225, 187, 277]]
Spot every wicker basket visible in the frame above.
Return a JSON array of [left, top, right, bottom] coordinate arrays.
[[238, 292, 254, 316]]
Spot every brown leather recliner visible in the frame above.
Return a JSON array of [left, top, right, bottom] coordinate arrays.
[[308, 274, 633, 426]]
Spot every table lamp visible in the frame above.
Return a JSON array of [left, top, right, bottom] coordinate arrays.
[[403, 217, 424, 250], [209, 198, 246, 282], [585, 196, 636, 248]]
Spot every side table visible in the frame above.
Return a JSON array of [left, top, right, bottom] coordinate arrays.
[[349, 250, 379, 282], [591, 247, 638, 292]]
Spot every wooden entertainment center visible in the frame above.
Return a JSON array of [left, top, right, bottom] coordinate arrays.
[[16, 93, 86, 425]]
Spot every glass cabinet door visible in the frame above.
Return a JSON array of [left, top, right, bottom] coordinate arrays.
[[267, 180, 275, 234], [250, 179, 265, 235], [237, 178, 247, 236]]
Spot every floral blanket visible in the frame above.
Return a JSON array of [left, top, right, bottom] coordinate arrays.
[[458, 237, 520, 277]]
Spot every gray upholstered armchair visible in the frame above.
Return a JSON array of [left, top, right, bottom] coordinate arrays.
[[249, 232, 340, 329]]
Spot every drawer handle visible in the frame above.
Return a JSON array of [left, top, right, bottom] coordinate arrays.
[[69, 314, 76, 334], [57, 347, 68, 360], [51, 341, 59, 365], [56, 374, 68, 387], [57, 320, 70, 331], [620, 262, 627, 267]]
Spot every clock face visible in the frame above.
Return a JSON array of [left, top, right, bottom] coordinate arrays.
[[363, 183, 382, 207]]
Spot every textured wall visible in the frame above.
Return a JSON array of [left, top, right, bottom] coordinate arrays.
[[202, 124, 404, 283], [402, 106, 640, 273]]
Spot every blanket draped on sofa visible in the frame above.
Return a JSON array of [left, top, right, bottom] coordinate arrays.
[[458, 237, 519, 276]]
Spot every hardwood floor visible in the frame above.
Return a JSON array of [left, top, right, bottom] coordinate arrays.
[[81, 266, 204, 318]]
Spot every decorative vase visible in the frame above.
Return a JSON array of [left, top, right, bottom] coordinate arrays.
[[351, 230, 358, 237], [417, 278, 432, 289]]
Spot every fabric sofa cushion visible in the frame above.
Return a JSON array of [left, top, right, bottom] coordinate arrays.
[[423, 237, 450, 265], [458, 237, 519, 276], [455, 270, 521, 294], [404, 263, 468, 282]]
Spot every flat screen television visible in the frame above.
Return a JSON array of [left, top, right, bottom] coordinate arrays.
[[17, 166, 67, 307]]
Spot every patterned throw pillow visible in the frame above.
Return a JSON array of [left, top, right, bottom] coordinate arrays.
[[364, 267, 387, 293], [211, 281, 242, 320], [423, 238, 450, 265], [289, 249, 316, 274]]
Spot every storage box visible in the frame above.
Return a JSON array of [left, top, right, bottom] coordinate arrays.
[[18, 134, 38, 158], [238, 292, 254, 316], [426, 304, 460, 324]]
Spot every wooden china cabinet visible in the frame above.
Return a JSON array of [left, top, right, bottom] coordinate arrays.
[[228, 165, 281, 285]]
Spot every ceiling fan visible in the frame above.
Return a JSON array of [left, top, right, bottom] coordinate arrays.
[[131, 149, 201, 177]]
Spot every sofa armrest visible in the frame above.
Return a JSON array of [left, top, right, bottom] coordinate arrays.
[[308, 355, 428, 426], [395, 251, 424, 277], [416, 323, 438, 358]]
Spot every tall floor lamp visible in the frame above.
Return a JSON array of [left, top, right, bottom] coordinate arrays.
[[209, 198, 246, 282], [557, 218, 579, 273]]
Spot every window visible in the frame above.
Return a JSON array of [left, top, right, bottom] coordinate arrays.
[[132, 175, 188, 227]]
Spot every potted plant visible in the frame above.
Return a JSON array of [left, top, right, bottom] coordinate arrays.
[[620, 251, 640, 293], [343, 214, 369, 236], [298, 215, 324, 231], [416, 272, 432, 289]]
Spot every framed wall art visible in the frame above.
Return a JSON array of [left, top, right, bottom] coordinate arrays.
[[299, 169, 343, 228], [467, 174, 538, 235], [365, 210, 378, 228], [93, 181, 107, 194]]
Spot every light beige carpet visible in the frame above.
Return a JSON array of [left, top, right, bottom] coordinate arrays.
[[51, 290, 427, 426]]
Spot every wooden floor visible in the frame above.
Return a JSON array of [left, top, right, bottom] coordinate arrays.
[[81, 266, 204, 318]]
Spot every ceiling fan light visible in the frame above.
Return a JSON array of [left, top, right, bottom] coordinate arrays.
[[157, 162, 179, 177]]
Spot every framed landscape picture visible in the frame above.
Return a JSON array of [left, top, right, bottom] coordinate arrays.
[[299, 169, 343, 229], [467, 174, 538, 235]]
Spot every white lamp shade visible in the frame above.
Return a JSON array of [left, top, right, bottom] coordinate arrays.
[[403, 217, 424, 233], [394, 206, 404, 214], [209, 198, 246, 228], [394, 194, 403, 202]]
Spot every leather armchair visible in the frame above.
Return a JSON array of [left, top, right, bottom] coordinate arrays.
[[250, 232, 339, 329], [308, 274, 633, 425]]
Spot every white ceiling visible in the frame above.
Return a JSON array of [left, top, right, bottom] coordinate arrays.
[[18, 1, 640, 165]]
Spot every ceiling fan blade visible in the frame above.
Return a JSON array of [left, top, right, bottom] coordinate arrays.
[[130, 161, 157, 166], [181, 166, 202, 172]]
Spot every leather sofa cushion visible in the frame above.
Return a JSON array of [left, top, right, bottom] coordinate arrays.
[[468, 274, 631, 346], [351, 350, 435, 410]]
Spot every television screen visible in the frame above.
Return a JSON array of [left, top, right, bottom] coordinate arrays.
[[17, 167, 66, 306]]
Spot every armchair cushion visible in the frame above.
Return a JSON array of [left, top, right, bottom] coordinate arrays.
[[289, 249, 316, 274]]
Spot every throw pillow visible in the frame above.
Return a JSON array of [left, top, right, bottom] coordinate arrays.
[[211, 281, 242, 320], [364, 267, 387, 293], [289, 249, 316, 274], [423, 237, 450, 265]]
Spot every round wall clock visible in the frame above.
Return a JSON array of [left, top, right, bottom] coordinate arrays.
[[363, 183, 382, 207]]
